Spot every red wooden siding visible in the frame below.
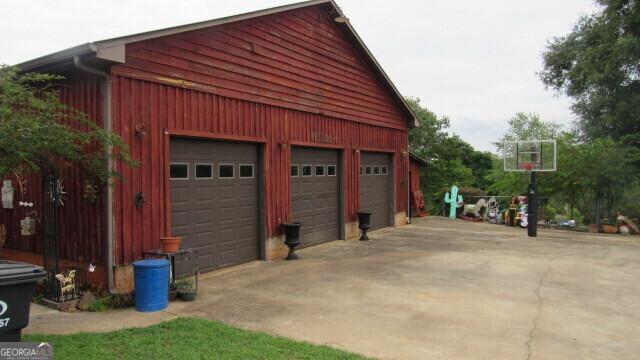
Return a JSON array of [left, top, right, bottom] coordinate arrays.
[[410, 160, 422, 193], [1, 75, 105, 265], [116, 4, 408, 131], [111, 77, 408, 265]]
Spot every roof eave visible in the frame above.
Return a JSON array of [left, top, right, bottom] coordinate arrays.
[[17, 43, 94, 72]]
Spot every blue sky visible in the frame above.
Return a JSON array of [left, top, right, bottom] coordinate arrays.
[[1, 0, 598, 151]]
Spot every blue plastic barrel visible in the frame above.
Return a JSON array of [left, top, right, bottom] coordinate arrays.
[[133, 259, 170, 312]]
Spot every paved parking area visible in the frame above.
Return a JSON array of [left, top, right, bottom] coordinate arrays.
[[28, 217, 640, 359]]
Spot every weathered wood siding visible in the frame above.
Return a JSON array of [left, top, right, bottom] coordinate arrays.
[[110, 5, 410, 265], [1, 75, 105, 264]]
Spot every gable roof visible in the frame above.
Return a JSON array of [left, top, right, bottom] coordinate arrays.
[[17, 0, 418, 127]]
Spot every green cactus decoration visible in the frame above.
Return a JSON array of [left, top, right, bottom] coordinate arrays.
[[444, 185, 463, 219]]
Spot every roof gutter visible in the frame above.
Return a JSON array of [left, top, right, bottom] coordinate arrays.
[[73, 56, 117, 294]]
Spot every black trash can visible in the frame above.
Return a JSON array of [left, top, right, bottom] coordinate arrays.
[[0, 260, 47, 342]]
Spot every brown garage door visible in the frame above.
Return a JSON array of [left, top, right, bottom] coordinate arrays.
[[291, 147, 340, 247], [170, 138, 259, 272], [360, 152, 392, 231]]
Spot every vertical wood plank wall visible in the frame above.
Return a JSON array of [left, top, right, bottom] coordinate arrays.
[[0, 75, 105, 264], [111, 77, 408, 265], [109, 4, 412, 265]]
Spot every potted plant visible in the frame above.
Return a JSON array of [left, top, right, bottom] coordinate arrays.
[[602, 219, 619, 234], [169, 284, 179, 302], [160, 236, 182, 253], [175, 278, 196, 301], [357, 211, 372, 240], [281, 222, 302, 260]]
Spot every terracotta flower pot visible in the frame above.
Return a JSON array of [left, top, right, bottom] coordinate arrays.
[[161, 236, 182, 253], [602, 225, 618, 234]]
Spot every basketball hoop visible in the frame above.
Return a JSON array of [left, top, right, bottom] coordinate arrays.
[[503, 139, 558, 238]]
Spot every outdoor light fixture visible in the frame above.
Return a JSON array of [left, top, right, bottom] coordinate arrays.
[[135, 125, 148, 139], [334, 15, 349, 23]]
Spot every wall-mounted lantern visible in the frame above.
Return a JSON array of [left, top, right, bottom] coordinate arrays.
[[135, 125, 148, 139], [135, 192, 146, 208]]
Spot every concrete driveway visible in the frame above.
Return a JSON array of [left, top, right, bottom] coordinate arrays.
[[28, 217, 640, 359]]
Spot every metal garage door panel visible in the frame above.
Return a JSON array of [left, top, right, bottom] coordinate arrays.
[[170, 138, 259, 272], [360, 152, 391, 231], [291, 147, 340, 247]]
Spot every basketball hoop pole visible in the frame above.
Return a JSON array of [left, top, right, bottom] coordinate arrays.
[[528, 171, 537, 237]]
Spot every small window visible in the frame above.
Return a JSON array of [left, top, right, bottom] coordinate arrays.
[[170, 163, 189, 179], [195, 163, 213, 179], [302, 165, 312, 177], [327, 165, 337, 176], [291, 165, 299, 177], [365, 166, 372, 175], [315, 165, 325, 176], [373, 166, 380, 175], [219, 164, 234, 178], [360, 166, 363, 175], [239, 164, 254, 178], [381, 166, 388, 175]]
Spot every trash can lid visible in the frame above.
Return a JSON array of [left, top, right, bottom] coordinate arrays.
[[0, 260, 47, 286], [133, 259, 170, 269]]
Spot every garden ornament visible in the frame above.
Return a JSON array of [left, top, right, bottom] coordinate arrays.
[[20, 216, 36, 236], [2, 180, 14, 209], [55, 269, 77, 297], [463, 198, 488, 218], [444, 185, 463, 219], [486, 197, 500, 223]]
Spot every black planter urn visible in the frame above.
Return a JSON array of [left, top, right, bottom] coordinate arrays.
[[357, 211, 372, 241], [282, 222, 302, 260]]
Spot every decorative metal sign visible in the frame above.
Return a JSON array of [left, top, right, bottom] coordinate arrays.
[[311, 132, 336, 144], [1, 180, 14, 209], [20, 216, 36, 236]]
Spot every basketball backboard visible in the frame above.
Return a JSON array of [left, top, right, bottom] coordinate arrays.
[[503, 140, 556, 172]]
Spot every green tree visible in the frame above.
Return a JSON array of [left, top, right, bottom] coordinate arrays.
[[0, 65, 135, 183], [407, 97, 491, 213], [540, 0, 640, 146], [489, 113, 560, 196]]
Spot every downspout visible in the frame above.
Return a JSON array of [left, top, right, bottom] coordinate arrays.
[[73, 56, 117, 294], [407, 148, 411, 224]]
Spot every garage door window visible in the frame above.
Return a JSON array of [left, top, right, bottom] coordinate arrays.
[[195, 163, 213, 179], [219, 164, 234, 178], [302, 165, 312, 177], [365, 166, 372, 175], [239, 164, 254, 178], [170, 163, 189, 180], [315, 165, 325, 176], [360, 166, 363, 175], [381, 166, 388, 175], [327, 165, 337, 176], [291, 165, 299, 177], [373, 166, 380, 175]]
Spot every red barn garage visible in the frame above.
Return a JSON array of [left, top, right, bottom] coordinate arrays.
[[4, 0, 418, 292]]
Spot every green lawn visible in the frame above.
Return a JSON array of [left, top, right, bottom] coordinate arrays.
[[24, 317, 369, 360]]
